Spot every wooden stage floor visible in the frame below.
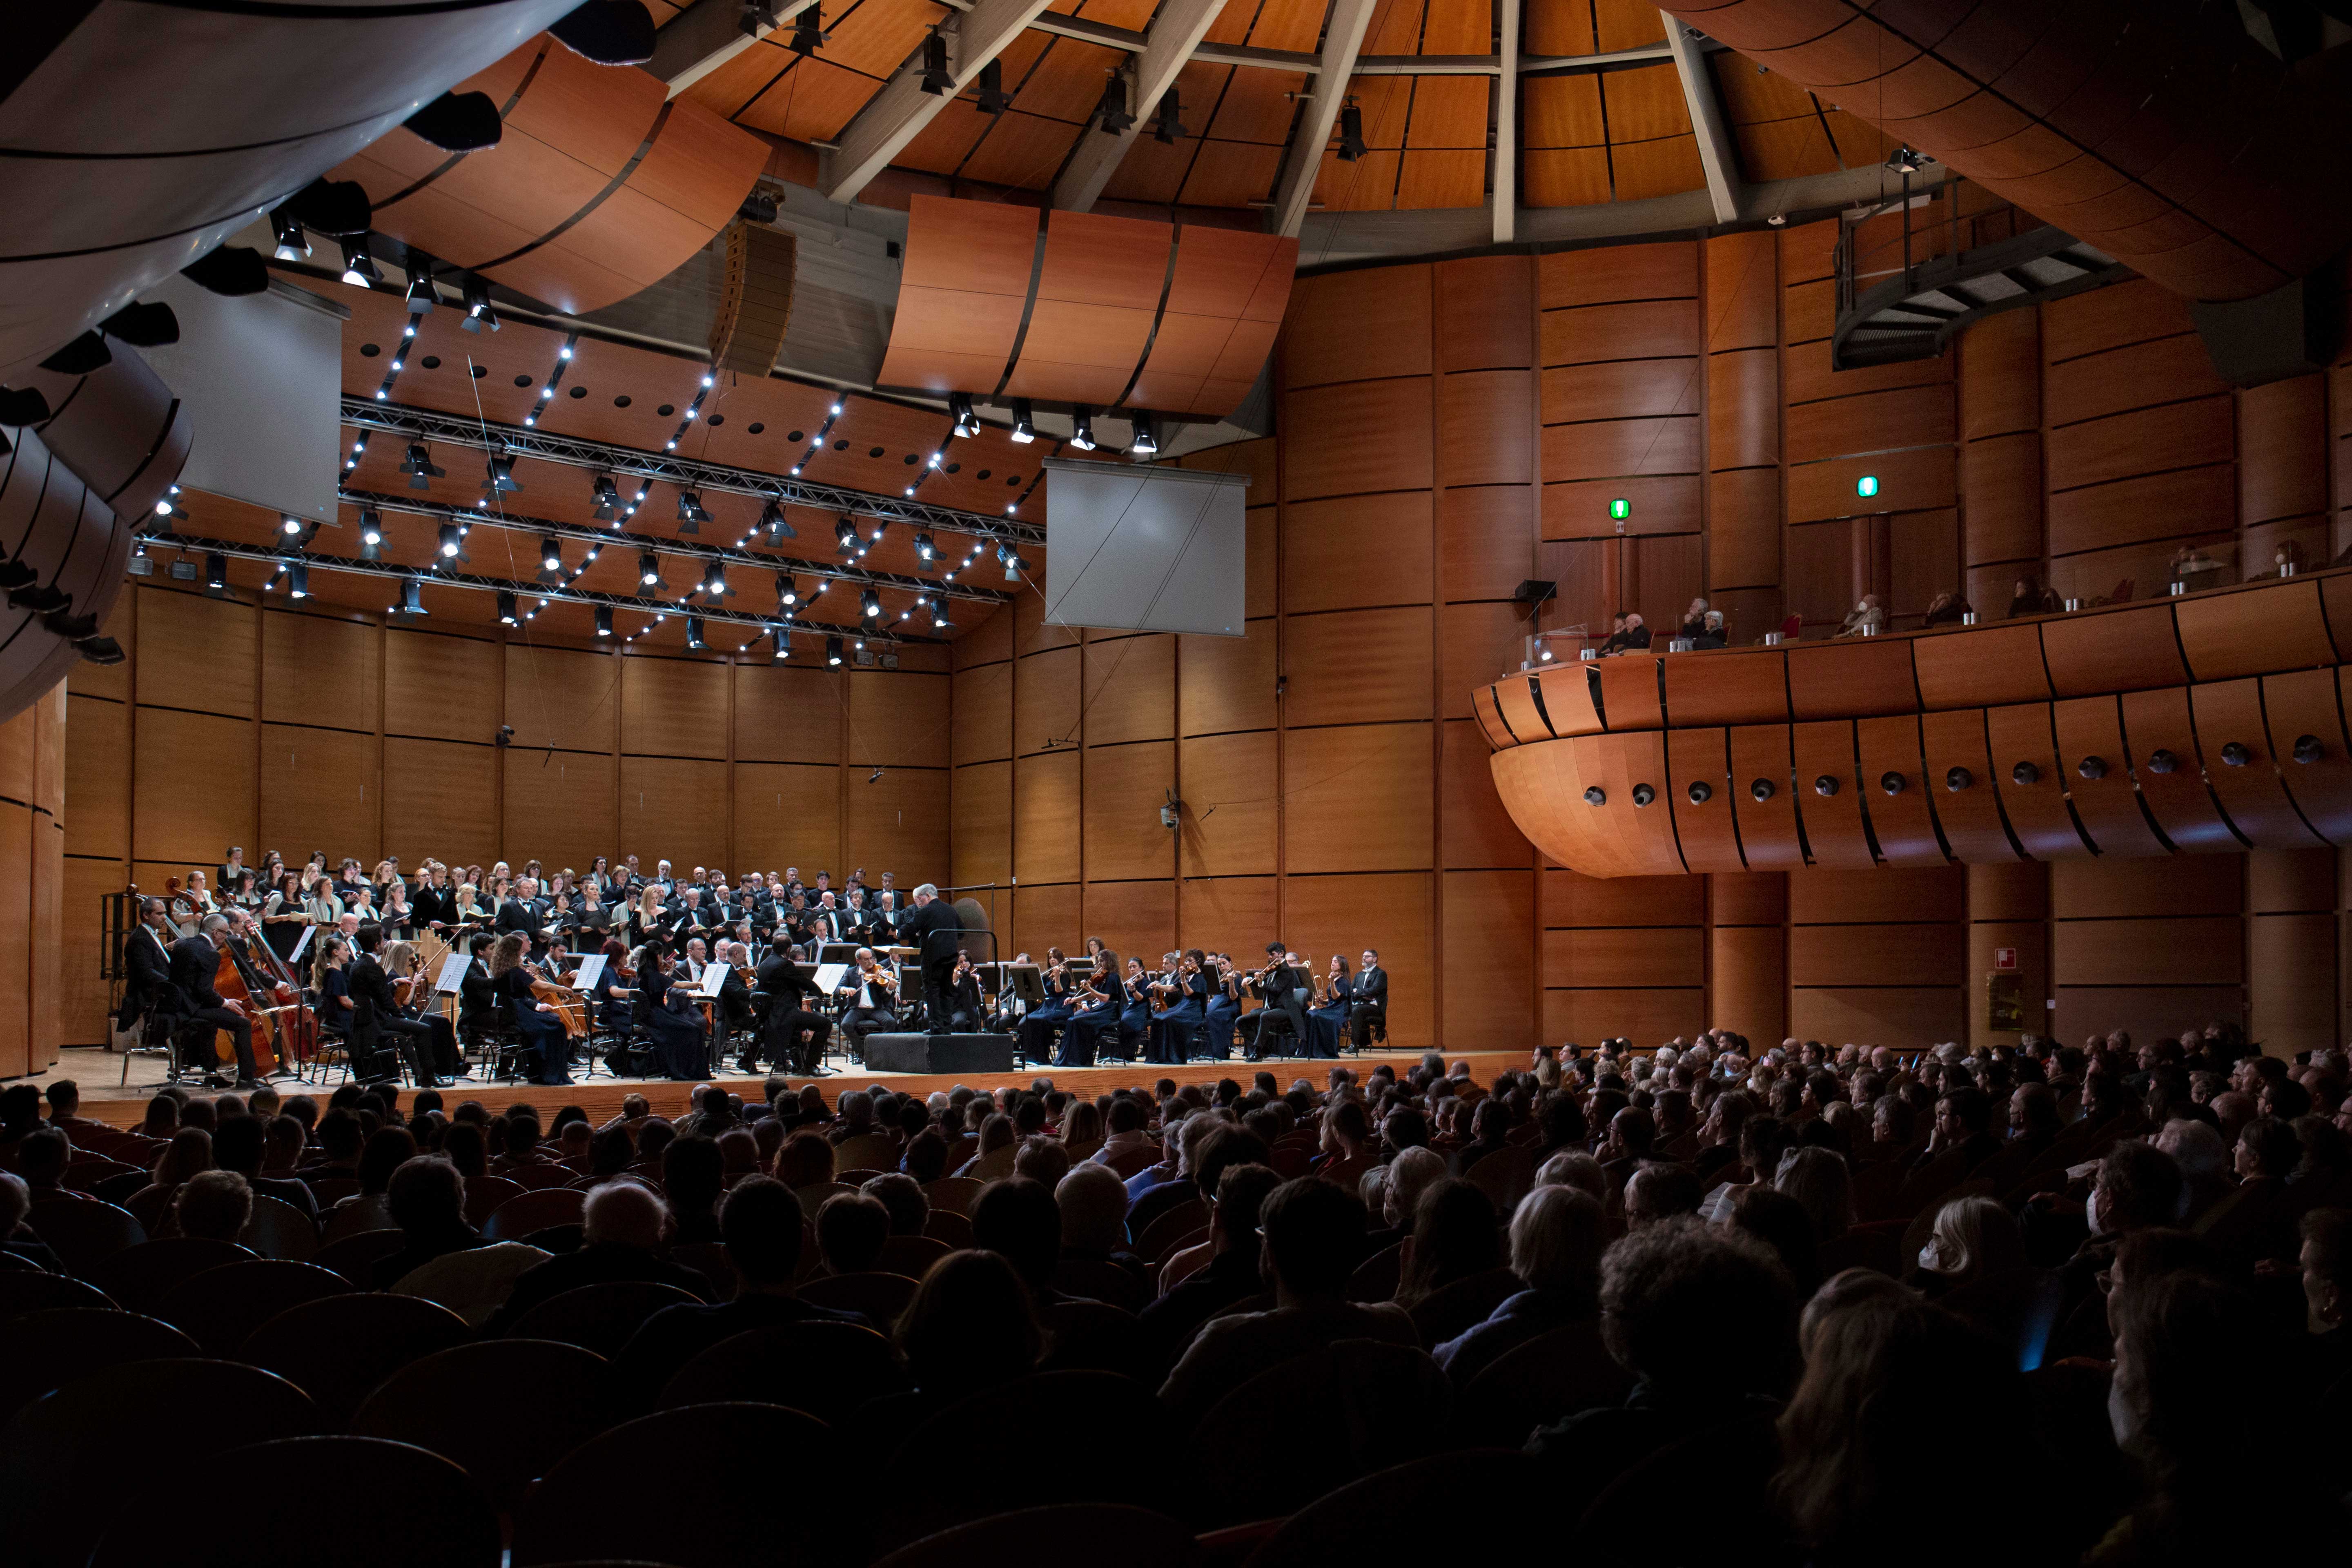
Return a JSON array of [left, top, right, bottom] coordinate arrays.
[[43, 1043, 1528, 1130]]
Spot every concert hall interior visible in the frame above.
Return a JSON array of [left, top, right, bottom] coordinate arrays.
[[5, 2, 2352, 1564]]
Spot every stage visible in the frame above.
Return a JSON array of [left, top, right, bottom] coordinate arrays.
[[36, 1042, 1528, 1130]]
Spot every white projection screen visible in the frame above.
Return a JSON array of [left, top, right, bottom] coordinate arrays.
[[142, 274, 345, 523], [1040, 457, 1250, 637]]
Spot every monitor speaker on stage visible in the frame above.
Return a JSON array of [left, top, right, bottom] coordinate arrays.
[[1039, 456, 1250, 637]]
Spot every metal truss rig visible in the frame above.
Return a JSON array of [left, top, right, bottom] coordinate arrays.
[[343, 399, 1051, 549]]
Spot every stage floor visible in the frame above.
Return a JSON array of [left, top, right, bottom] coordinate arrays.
[[36, 1042, 1526, 1131]]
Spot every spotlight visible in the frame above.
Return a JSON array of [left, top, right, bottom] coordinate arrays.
[[339, 239, 381, 286], [996, 543, 1025, 582], [704, 561, 728, 596], [639, 552, 661, 586], [596, 605, 613, 637], [826, 635, 844, 667], [914, 530, 935, 561], [541, 537, 563, 573], [861, 588, 881, 619], [949, 391, 979, 438], [1010, 399, 1036, 443], [1130, 413, 1158, 456], [1151, 89, 1187, 145], [405, 266, 436, 314], [919, 31, 952, 94], [287, 564, 309, 599], [835, 516, 858, 552], [592, 474, 621, 520], [399, 444, 444, 489], [498, 590, 519, 624], [789, 3, 824, 55], [1069, 407, 1097, 451], [770, 625, 789, 659], [205, 553, 228, 591], [437, 523, 461, 558], [677, 490, 710, 530], [359, 508, 383, 545], [1885, 145, 1931, 175], [932, 606, 951, 632], [1336, 102, 1367, 162], [459, 280, 499, 333], [397, 577, 426, 615], [758, 497, 795, 541], [778, 575, 800, 607], [975, 56, 1010, 115], [280, 514, 303, 535], [686, 617, 708, 651], [269, 205, 308, 261], [484, 450, 521, 492], [1095, 76, 1134, 133]]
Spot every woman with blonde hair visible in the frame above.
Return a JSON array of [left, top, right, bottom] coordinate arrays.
[[1911, 1193, 2026, 1296], [1774, 1145, 1854, 1244]]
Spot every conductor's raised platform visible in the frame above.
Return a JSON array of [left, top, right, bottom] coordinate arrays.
[[860, 1031, 1017, 1075]]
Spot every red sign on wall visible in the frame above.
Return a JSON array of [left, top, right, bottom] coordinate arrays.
[[1993, 947, 2018, 972]]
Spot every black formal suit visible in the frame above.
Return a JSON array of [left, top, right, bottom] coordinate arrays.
[[1350, 964, 1388, 1048], [168, 933, 256, 1080], [350, 953, 440, 1084], [1248, 959, 1308, 1059], [898, 898, 961, 1031], [752, 953, 831, 1073], [495, 899, 537, 939], [117, 922, 177, 1030]]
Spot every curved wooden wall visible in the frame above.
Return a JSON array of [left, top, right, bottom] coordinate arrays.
[[876, 196, 1296, 421], [0, 683, 66, 1076], [1659, 0, 2352, 301], [1484, 571, 2352, 878], [336, 34, 768, 317]]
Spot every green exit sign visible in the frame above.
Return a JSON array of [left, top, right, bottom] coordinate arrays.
[[1608, 497, 1630, 520], [1856, 474, 1880, 499]]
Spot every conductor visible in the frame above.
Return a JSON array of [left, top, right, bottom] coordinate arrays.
[[900, 883, 962, 1033]]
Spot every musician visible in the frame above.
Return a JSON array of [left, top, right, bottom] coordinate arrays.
[[349, 925, 445, 1087], [752, 942, 832, 1076], [1115, 958, 1153, 1058], [574, 886, 614, 945], [870, 889, 902, 944], [940, 951, 984, 1031], [220, 845, 247, 892], [385, 938, 464, 1080], [1056, 948, 1125, 1068], [1203, 954, 1244, 1059], [682, 937, 710, 983], [171, 913, 258, 1087], [117, 897, 179, 1034], [901, 883, 961, 1033], [379, 879, 417, 941], [670, 886, 715, 947], [1149, 949, 1210, 1064], [412, 864, 456, 929], [585, 936, 635, 1037], [1305, 954, 1352, 1060], [1350, 949, 1388, 1049], [1246, 941, 1308, 1061], [640, 944, 711, 1080], [488, 931, 572, 1087], [809, 891, 844, 943], [835, 947, 899, 1061], [1016, 947, 1077, 1065], [313, 935, 356, 1039], [455, 932, 499, 1050], [714, 940, 757, 1040]]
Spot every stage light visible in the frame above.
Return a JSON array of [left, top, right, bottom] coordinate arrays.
[[1069, 407, 1097, 451], [437, 523, 461, 558], [835, 516, 858, 551], [269, 205, 308, 261], [826, 635, 844, 667], [541, 537, 562, 573], [339, 239, 380, 286], [919, 31, 951, 94], [399, 444, 444, 489], [704, 560, 728, 596], [789, 3, 824, 55], [932, 606, 951, 631], [1885, 145, 1930, 175], [359, 509, 383, 545], [205, 553, 228, 591], [677, 490, 710, 530], [772, 625, 790, 659], [975, 57, 1010, 114], [861, 588, 881, 619], [1010, 399, 1036, 443], [686, 617, 708, 651], [639, 552, 661, 585], [498, 590, 519, 624], [484, 450, 521, 492], [593, 474, 620, 520], [596, 605, 613, 637], [914, 530, 935, 561], [1151, 88, 1187, 145], [1130, 413, 1158, 456], [460, 280, 498, 333], [949, 392, 979, 437], [397, 577, 426, 615], [757, 497, 795, 541], [287, 564, 309, 599], [1336, 102, 1367, 162], [280, 514, 302, 535], [778, 575, 800, 607], [1094, 76, 1134, 133], [405, 267, 436, 314]]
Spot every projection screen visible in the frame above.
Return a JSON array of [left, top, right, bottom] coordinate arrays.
[[1039, 456, 1250, 637]]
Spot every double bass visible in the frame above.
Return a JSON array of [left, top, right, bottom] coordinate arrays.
[[209, 927, 284, 1078]]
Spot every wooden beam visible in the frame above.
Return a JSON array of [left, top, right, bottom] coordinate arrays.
[[819, 0, 1057, 205], [1664, 18, 1739, 225], [1051, 0, 1229, 212], [651, 0, 771, 98], [1269, 0, 1378, 241], [1492, 0, 1519, 244]]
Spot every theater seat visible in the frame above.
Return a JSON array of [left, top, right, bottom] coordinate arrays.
[[0, 1270, 114, 1321], [656, 1320, 905, 1425], [1185, 1341, 1453, 1528], [1449, 1320, 1635, 1448], [0, 1308, 194, 1423], [508, 1280, 699, 1357], [351, 1339, 610, 1517], [154, 1259, 350, 1356], [1239, 1449, 1542, 1568], [240, 1293, 471, 1427], [873, 1503, 1196, 1568]]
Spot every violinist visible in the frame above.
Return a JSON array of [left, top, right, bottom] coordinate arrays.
[[349, 924, 445, 1088], [384, 938, 463, 1081], [488, 931, 572, 1087], [639, 943, 710, 1080], [1114, 957, 1152, 1056], [1246, 941, 1308, 1062], [170, 913, 257, 1088], [753, 945, 837, 1081], [584, 936, 635, 1037], [835, 947, 899, 1061], [942, 950, 984, 1031], [1203, 953, 1244, 1060], [116, 897, 177, 1036], [1148, 949, 1210, 1064], [1016, 947, 1077, 1065], [715, 940, 757, 1039], [313, 934, 356, 1041], [1056, 948, 1125, 1068]]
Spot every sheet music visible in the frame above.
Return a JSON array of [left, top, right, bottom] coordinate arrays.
[[571, 953, 606, 994], [698, 963, 728, 998], [432, 951, 470, 994], [814, 962, 849, 992], [287, 925, 315, 967]]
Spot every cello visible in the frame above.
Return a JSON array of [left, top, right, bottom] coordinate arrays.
[[237, 923, 316, 1067], [210, 929, 283, 1078], [524, 958, 589, 1040]]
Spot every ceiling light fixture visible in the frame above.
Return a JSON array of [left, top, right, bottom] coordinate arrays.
[[919, 31, 952, 94], [826, 635, 844, 667], [975, 57, 1010, 115], [1151, 89, 1187, 145], [437, 523, 461, 558], [596, 605, 613, 637], [339, 239, 381, 287], [1069, 406, 1097, 451], [1129, 412, 1158, 457], [1336, 102, 1367, 163], [861, 588, 881, 619], [639, 551, 661, 586]]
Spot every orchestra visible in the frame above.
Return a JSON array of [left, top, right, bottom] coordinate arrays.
[[112, 849, 1400, 1087]]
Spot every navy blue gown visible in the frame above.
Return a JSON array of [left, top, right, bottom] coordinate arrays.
[[1056, 972, 1126, 1067], [1017, 973, 1075, 1064], [1306, 973, 1351, 1060], [644, 968, 710, 1080], [1149, 970, 1209, 1062], [1202, 975, 1242, 1060]]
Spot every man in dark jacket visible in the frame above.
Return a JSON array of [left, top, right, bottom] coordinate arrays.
[[482, 1181, 713, 1336]]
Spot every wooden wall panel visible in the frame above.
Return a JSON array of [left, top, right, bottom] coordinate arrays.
[[258, 724, 379, 867], [622, 655, 730, 760], [1080, 636, 1176, 749], [1442, 372, 1536, 487], [503, 746, 617, 875], [950, 662, 1012, 766], [618, 754, 728, 870], [136, 589, 256, 717], [1284, 724, 1433, 873], [381, 737, 498, 869], [1546, 924, 1704, 989], [508, 643, 621, 754], [949, 760, 1011, 889], [1016, 646, 1082, 754], [2055, 916, 2245, 986], [384, 631, 499, 741], [1442, 720, 1532, 869], [1081, 741, 1178, 881], [1283, 492, 1436, 613], [1711, 921, 1786, 1041], [1180, 624, 1276, 736], [1012, 882, 1084, 964], [735, 663, 844, 764], [1178, 875, 1278, 960], [263, 612, 379, 731], [0, 803, 27, 1076], [849, 671, 950, 768], [1284, 872, 1433, 1043], [1283, 265, 1433, 388], [1281, 381, 1434, 500], [1179, 731, 1278, 878], [846, 766, 951, 883], [1435, 255, 1535, 372], [1083, 880, 1176, 971], [132, 708, 255, 865], [1441, 869, 1536, 1044], [1283, 607, 1434, 726], [2252, 910, 2334, 1053], [1790, 986, 1962, 1047], [1544, 987, 1706, 1048], [63, 694, 128, 860], [1790, 921, 1964, 987], [1013, 748, 1082, 884]]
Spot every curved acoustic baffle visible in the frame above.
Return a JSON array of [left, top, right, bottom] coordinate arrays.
[[873, 196, 1298, 422], [0, 0, 578, 378], [1482, 570, 2352, 878], [332, 33, 768, 318], [1657, 0, 2352, 302]]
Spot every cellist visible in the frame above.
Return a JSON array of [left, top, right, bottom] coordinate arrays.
[[168, 913, 258, 1088]]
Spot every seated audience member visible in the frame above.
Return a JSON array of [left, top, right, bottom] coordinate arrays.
[[1623, 1161, 1705, 1228], [1835, 594, 1885, 637], [1910, 1194, 2026, 1297], [13, 1128, 79, 1198], [1056, 1162, 1146, 1281], [661, 1135, 724, 1245], [1394, 1177, 1502, 1310], [0, 1172, 60, 1271], [172, 1169, 254, 1243], [1138, 1163, 1280, 1377], [1536, 1150, 1607, 1205], [1527, 1218, 1798, 1514], [483, 1181, 713, 1334], [1435, 1185, 1605, 1382], [372, 1155, 484, 1288], [862, 1172, 929, 1237], [44, 1080, 111, 1143], [612, 1176, 870, 1399], [1774, 1146, 1854, 1244], [896, 1248, 1042, 1401], [1724, 1185, 1822, 1299], [1160, 1177, 1415, 1426], [209, 1114, 316, 1221], [815, 1191, 892, 1276], [1370, 1145, 1446, 1251]]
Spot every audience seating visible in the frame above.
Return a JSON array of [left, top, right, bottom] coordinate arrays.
[[797, 1270, 916, 1323], [460, 1174, 526, 1227], [483, 1187, 588, 1240], [240, 1293, 472, 1426], [1239, 1450, 1542, 1568], [1053, 1255, 1146, 1311], [1038, 1298, 1152, 1380], [1185, 1342, 1454, 1528], [921, 1209, 973, 1247], [1815, 1216, 1907, 1277], [1577, 1406, 1781, 1566], [154, 1258, 350, 1356], [512, 1403, 835, 1568], [1343, 1241, 1405, 1303], [351, 1339, 612, 1516], [243, 1192, 319, 1260], [873, 1504, 1197, 1568], [508, 1281, 701, 1357], [82, 1236, 253, 1314], [0, 1270, 113, 1319], [1448, 1320, 1634, 1448], [0, 1359, 320, 1568], [655, 1321, 906, 1425], [311, 1227, 409, 1285], [1134, 1199, 1207, 1260], [872, 1234, 951, 1277], [919, 1177, 982, 1216], [872, 1373, 1163, 1556], [0, 1308, 195, 1422], [832, 1133, 897, 1172], [20, 1199, 145, 1275], [89, 1434, 501, 1568], [670, 1240, 740, 1297]]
